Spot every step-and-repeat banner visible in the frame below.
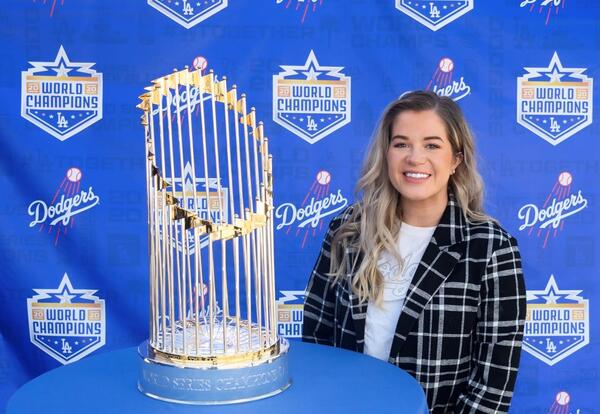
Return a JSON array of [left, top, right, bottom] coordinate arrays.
[[1, 1, 599, 412]]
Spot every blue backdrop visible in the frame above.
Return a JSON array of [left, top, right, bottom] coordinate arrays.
[[1, 1, 599, 412]]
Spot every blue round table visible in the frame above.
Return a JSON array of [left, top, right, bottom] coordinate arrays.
[[7, 341, 428, 413]]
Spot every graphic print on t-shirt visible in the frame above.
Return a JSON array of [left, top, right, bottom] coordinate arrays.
[[378, 252, 420, 302]]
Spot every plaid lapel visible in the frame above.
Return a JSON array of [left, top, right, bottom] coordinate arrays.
[[348, 193, 468, 354], [390, 194, 467, 356]]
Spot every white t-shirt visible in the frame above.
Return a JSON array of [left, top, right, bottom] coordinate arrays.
[[364, 222, 436, 361]]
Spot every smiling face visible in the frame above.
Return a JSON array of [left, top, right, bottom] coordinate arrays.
[[387, 109, 462, 214]]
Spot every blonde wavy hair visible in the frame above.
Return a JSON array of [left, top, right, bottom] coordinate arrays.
[[330, 91, 488, 304]]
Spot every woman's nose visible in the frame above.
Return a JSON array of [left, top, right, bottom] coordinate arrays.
[[405, 148, 426, 164]]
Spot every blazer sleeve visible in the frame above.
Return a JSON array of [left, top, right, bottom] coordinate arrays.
[[455, 236, 527, 414], [301, 215, 342, 346]]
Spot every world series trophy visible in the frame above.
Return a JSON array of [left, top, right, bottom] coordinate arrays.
[[136, 65, 290, 404]]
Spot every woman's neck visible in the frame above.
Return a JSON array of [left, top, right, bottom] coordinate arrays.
[[400, 193, 448, 227]]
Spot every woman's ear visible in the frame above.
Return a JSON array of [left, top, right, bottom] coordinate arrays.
[[453, 151, 464, 170]]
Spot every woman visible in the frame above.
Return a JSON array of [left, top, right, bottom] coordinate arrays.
[[302, 91, 526, 413]]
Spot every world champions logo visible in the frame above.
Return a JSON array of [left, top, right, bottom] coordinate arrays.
[[517, 52, 593, 146], [273, 50, 351, 144], [166, 161, 229, 254], [395, 0, 474, 31], [523, 274, 589, 366], [148, 0, 227, 28], [277, 291, 306, 338], [27, 273, 106, 364], [21, 46, 102, 141]]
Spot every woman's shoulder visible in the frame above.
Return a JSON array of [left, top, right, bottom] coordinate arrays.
[[328, 202, 360, 232], [464, 215, 519, 250]]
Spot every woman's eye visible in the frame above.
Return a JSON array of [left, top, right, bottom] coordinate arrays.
[[426, 144, 440, 149], [393, 142, 407, 148]]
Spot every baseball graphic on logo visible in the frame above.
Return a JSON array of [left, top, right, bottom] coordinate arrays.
[[316, 170, 331, 185], [439, 57, 454, 73], [555, 391, 570, 406], [66, 167, 82, 183], [558, 171, 572, 186], [192, 56, 208, 71]]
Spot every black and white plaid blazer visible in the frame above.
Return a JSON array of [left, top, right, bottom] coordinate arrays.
[[302, 194, 526, 413]]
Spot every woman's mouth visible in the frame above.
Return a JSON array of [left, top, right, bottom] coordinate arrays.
[[403, 171, 431, 181]]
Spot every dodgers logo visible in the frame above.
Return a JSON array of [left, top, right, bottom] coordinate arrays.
[[517, 171, 588, 248], [273, 50, 351, 144], [547, 391, 580, 414], [520, 0, 566, 26], [27, 273, 106, 364], [277, 291, 306, 338], [425, 57, 471, 101], [148, 0, 227, 29], [524, 274, 589, 366], [21, 46, 102, 141], [27, 167, 101, 246], [395, 0, 474, 31], [276, 0, 324, 24], [517, 52, 593, 146], [275, 170, 348, 247], [162, 161, 229, 254], [34, 0, 66, 17]]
